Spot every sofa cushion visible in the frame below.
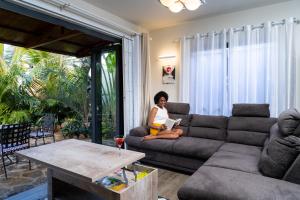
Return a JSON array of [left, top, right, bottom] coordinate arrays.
[[232, 104, 270, 117], [177, 166, 300, 200], [284, 154, 300, 184], [165, 102, 190, 115], [259, 136, 300, 179], [278, 108, 300, 136], [172, 137, 224, 160], [204, 151, 261, 174], [127, 146, 203, 173], [295, 124, 300, 137], [219, 143, 262, 157], [189, 114, 228, 140], [125, 135, 176, 154], [140, 138, 177, 154], [129, 126, 149, 137], [125, 135, 143, 148], [264, 124, 284, 145], [227, 117, 277, 146]]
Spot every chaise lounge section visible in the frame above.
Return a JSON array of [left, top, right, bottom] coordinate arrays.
[[125, 103, 300, 200]]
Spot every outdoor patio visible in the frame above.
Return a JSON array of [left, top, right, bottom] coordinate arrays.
[[0, 133, 65, 199]]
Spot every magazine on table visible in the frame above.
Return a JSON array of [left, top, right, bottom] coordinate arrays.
[[165, 118, 182, 130]]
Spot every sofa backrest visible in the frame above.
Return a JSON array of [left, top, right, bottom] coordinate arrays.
[[165, 102, 190, 135], [189, 114, 228, 141], [227, 104, 277, 147]]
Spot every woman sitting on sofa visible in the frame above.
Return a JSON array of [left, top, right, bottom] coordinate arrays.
[[143, 91, 183, 141]]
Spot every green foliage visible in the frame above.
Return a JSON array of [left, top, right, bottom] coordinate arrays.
[[2, 110, 30, 124], [0, 44, 90, 136], [0, 43, 117, 140], [100, 52, 117, 139], [61, 118, 89, 138]]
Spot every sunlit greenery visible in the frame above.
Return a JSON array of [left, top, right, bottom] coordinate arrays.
[[0, 44, 90, 137], [100, 52, 116, 139], [0, 44, 117, 139]]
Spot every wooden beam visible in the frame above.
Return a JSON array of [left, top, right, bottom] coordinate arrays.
[[35, 47, 78, 57], [0, 37, 78, 57], [0, 37, 25, 47], [26, 31, 82, 49], [0, 24, 38, 35], [76, 40, 111, 58]]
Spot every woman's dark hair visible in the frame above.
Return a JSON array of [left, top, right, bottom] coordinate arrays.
[[154, 91, 168, 104]]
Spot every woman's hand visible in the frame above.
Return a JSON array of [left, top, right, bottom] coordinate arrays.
[[160, 124, 167, 130], [174, 124, 180, 129]]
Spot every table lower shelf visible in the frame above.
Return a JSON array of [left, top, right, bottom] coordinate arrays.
[[48, 164, 158, 200]]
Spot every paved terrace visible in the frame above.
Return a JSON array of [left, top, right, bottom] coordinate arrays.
[[0, 133, 93, 199]]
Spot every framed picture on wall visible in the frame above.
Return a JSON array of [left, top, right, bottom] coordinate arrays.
[[162, 65, 175, 84]]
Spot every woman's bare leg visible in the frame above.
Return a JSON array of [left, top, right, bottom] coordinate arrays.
[[143, 131, 179, 141], [174, 129, 183, 136], [162, 128, 183, 137], [143, 128, 183, 141]]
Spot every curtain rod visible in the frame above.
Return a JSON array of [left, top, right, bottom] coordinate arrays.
[[185, 18, 300, 39]]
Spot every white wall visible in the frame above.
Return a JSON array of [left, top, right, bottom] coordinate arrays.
[[149, 0, 300, 110]]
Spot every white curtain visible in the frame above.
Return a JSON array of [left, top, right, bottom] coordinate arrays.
[[140, 33, 152, 125], [228, 18, 296, 116], [180, 18, 298, 117], [123, 36, 142, 135], [179, 36, 191, 103], [186, 30, 228, 115]]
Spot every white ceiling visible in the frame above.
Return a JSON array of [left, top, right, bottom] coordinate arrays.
[[83, 0, 291, 31]]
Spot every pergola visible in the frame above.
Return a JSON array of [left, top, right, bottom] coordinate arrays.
[[0, 8, 116, 57]]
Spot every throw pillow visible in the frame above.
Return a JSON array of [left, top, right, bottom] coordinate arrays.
[[278, 108, 300, 136], [258, 135, 300, 178], [294, 124, 300, 137]]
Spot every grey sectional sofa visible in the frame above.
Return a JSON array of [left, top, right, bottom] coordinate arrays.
[[125, 103, 300, 200]]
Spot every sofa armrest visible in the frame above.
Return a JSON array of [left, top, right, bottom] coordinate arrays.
[[129, 126, 149, 137]]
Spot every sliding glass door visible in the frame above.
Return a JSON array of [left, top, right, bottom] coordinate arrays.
[[91, 44, 123, 145]]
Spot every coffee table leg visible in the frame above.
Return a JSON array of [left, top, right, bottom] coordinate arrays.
[[122, 167, 128, 184], [132, 164, 138, 182], [47, 169, 53, 200]]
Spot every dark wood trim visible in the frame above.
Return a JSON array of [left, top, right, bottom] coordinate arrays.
[[26, 31, 82, 49], [115, 44, 124, 137], [76, 41, 111, 58], [91, 51, 101, 144], [0, 1, 120, 43], [0, 37, 25, 47], [0, 24, 38, 35]]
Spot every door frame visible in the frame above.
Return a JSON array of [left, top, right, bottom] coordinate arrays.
[[91, 44, 124, 144]]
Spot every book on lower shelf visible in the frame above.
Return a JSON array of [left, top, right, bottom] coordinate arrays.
[[95, 169, 150, 192], [96, 176, 127, 192]]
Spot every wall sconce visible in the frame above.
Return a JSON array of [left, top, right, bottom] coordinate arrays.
[[158, 55, 176, 59]]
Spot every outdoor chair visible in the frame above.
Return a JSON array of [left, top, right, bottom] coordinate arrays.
[[30, 114, 56, 146], [0, 123, 31, 179]]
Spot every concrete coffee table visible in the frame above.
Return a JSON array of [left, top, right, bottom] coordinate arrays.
[[16, 139, 158, 200]]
